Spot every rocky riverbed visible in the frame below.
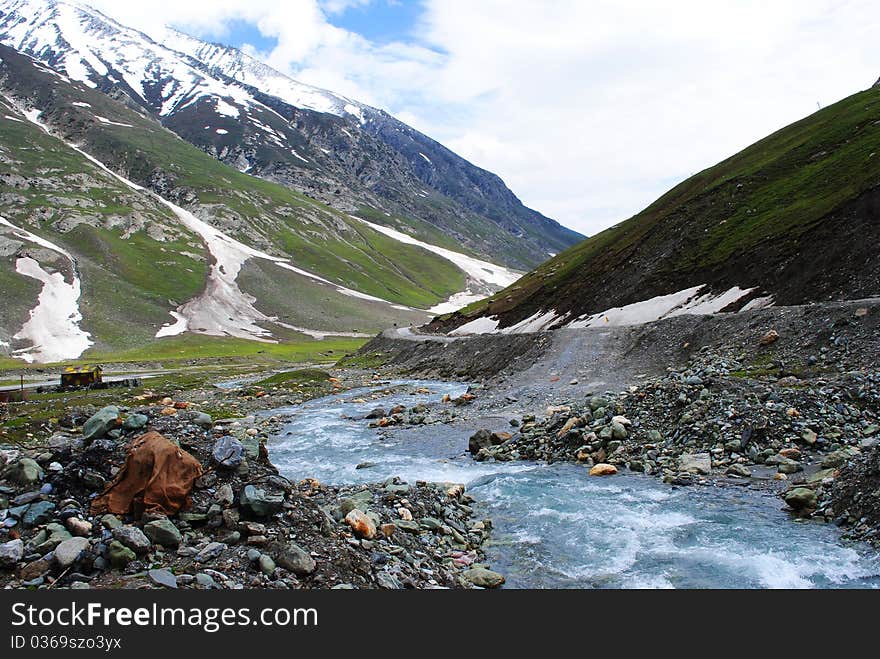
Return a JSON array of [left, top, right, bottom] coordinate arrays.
[[0, 375, 500, 590]]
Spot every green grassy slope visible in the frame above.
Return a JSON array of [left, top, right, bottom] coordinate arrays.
[[436, 84, 880, 330]]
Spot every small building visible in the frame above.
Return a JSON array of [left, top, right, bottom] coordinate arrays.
[[60, 365, 103, 389]]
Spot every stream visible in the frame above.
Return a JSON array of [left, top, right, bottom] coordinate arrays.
[[266, 380, 880, 589]]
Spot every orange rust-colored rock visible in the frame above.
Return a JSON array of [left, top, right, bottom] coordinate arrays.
[[380, 523, 396, 538], [589, 463, 618, 476], [779, 447, 802, 460], [90, 431, 203, 518], [160, 407, 177, 416], [344, 509, 376, 539], [759, 329, 779, 346]]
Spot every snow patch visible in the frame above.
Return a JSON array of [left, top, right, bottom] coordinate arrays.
[[449, 316, 500, 336], [215, 128, 228, 135], [567, 285, 756, 328], [215, 98, 240, 118], [95, 115, 133, 127], [740, 296, 775, 312], [418, 152, 432, 164], [71, 101, 91, 108], [0, 216, 92, 363], [354, 216, 521, 313], [500, 310, 560, 334]]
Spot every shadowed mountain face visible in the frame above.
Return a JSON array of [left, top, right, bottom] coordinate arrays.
[[0, 0, 582, 270], [432, 81, 880, 334]]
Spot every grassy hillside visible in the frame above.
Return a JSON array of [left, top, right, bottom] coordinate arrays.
[[438, 84, 880, 330]]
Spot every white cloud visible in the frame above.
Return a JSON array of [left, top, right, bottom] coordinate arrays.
[[89, 0, 880, 236]]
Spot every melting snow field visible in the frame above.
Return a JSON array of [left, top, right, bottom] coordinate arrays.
[[353, 216, 522, 313], [0, 216, 92, 363], [451, 285, 766, 335]]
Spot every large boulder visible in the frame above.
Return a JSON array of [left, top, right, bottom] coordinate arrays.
[[82, 406, 120, 442], [53, 537, 90, 569], [212, 436, 244, 469], [273, 542, 316, 576], [3, 458, 43, 485], [143, 518, 182, 547], [239, 485, 284, 518], [784, 487, 818, 511], [462, 567, 505, 588], [678, 453, 712, 475], [112, 526, 151, 554]]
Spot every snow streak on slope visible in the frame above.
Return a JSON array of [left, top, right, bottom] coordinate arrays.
[[13, 102, 415, 343], [353, 216, 522, 313], [0, 215, 92, 363]]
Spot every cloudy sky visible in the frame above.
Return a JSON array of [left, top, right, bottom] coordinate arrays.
[[90, 0, 880, 236]]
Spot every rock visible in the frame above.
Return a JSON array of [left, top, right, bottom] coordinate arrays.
[[589, 463, 618, 476], [398, 508, 413, 521], [143, 519, 182, 547], [112, 526, 151, 554], [101, 514, 122, 530], [65, 517, 92, 537], [82, 406, 120, 442], [194, 542, 226, 563], [258, 554, 276, 577], [365, 408, 385, 419], [108, 541, 136, 569], [678, 453, 712, 475], [800, 429, 818, 445], [35, 523, 71, 552], [468, 429, 493, 455], [3, 458, 43, 485], [273, 542, 315, 576], [192, 412, 213, 428], [610, 422, 628, 440], [775, 458, 803, 474], [339, 490, 373, 515], [344, 509, 376, 539], [0, 539, 23, 567], [122, 414, 149, 431], [195, 573, 216, 589], [784, 488, 818, 511], [759, 329, 779, 346], [212, 436, 244, 469], [380, 523, 396, 538], [462, 567, 505, 588], [822, 449, 856, 469], [22, 501, 55, 527], [53, 537, 90, 569], [216, 483, 234, 506], [148, 568, 178, 589], [239, 485, 284, 518], [726, 464, 752, 478], [779, 448, 802, 461]]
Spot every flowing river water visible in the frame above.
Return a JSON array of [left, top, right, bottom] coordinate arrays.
[[266, 380, 880, 589]]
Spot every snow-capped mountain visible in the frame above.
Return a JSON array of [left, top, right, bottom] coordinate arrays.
[[0, 0, 582, 269], [159, 26, 369, 121]]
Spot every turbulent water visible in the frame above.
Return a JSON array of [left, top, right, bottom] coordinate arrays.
[[268, 380, 880, 589]]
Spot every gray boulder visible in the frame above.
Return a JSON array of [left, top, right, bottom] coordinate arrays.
[[112, 526, 151, 554], [82, 406, 120, 442], [239, 485, 283, 517], [143, 519, 182, 547], [273, 542, 316, 576], [53, 537, 90, 569], [212, 436, 244, 469]]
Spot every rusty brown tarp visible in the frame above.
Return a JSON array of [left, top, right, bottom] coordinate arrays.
[[91, 431, 203, 518]]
